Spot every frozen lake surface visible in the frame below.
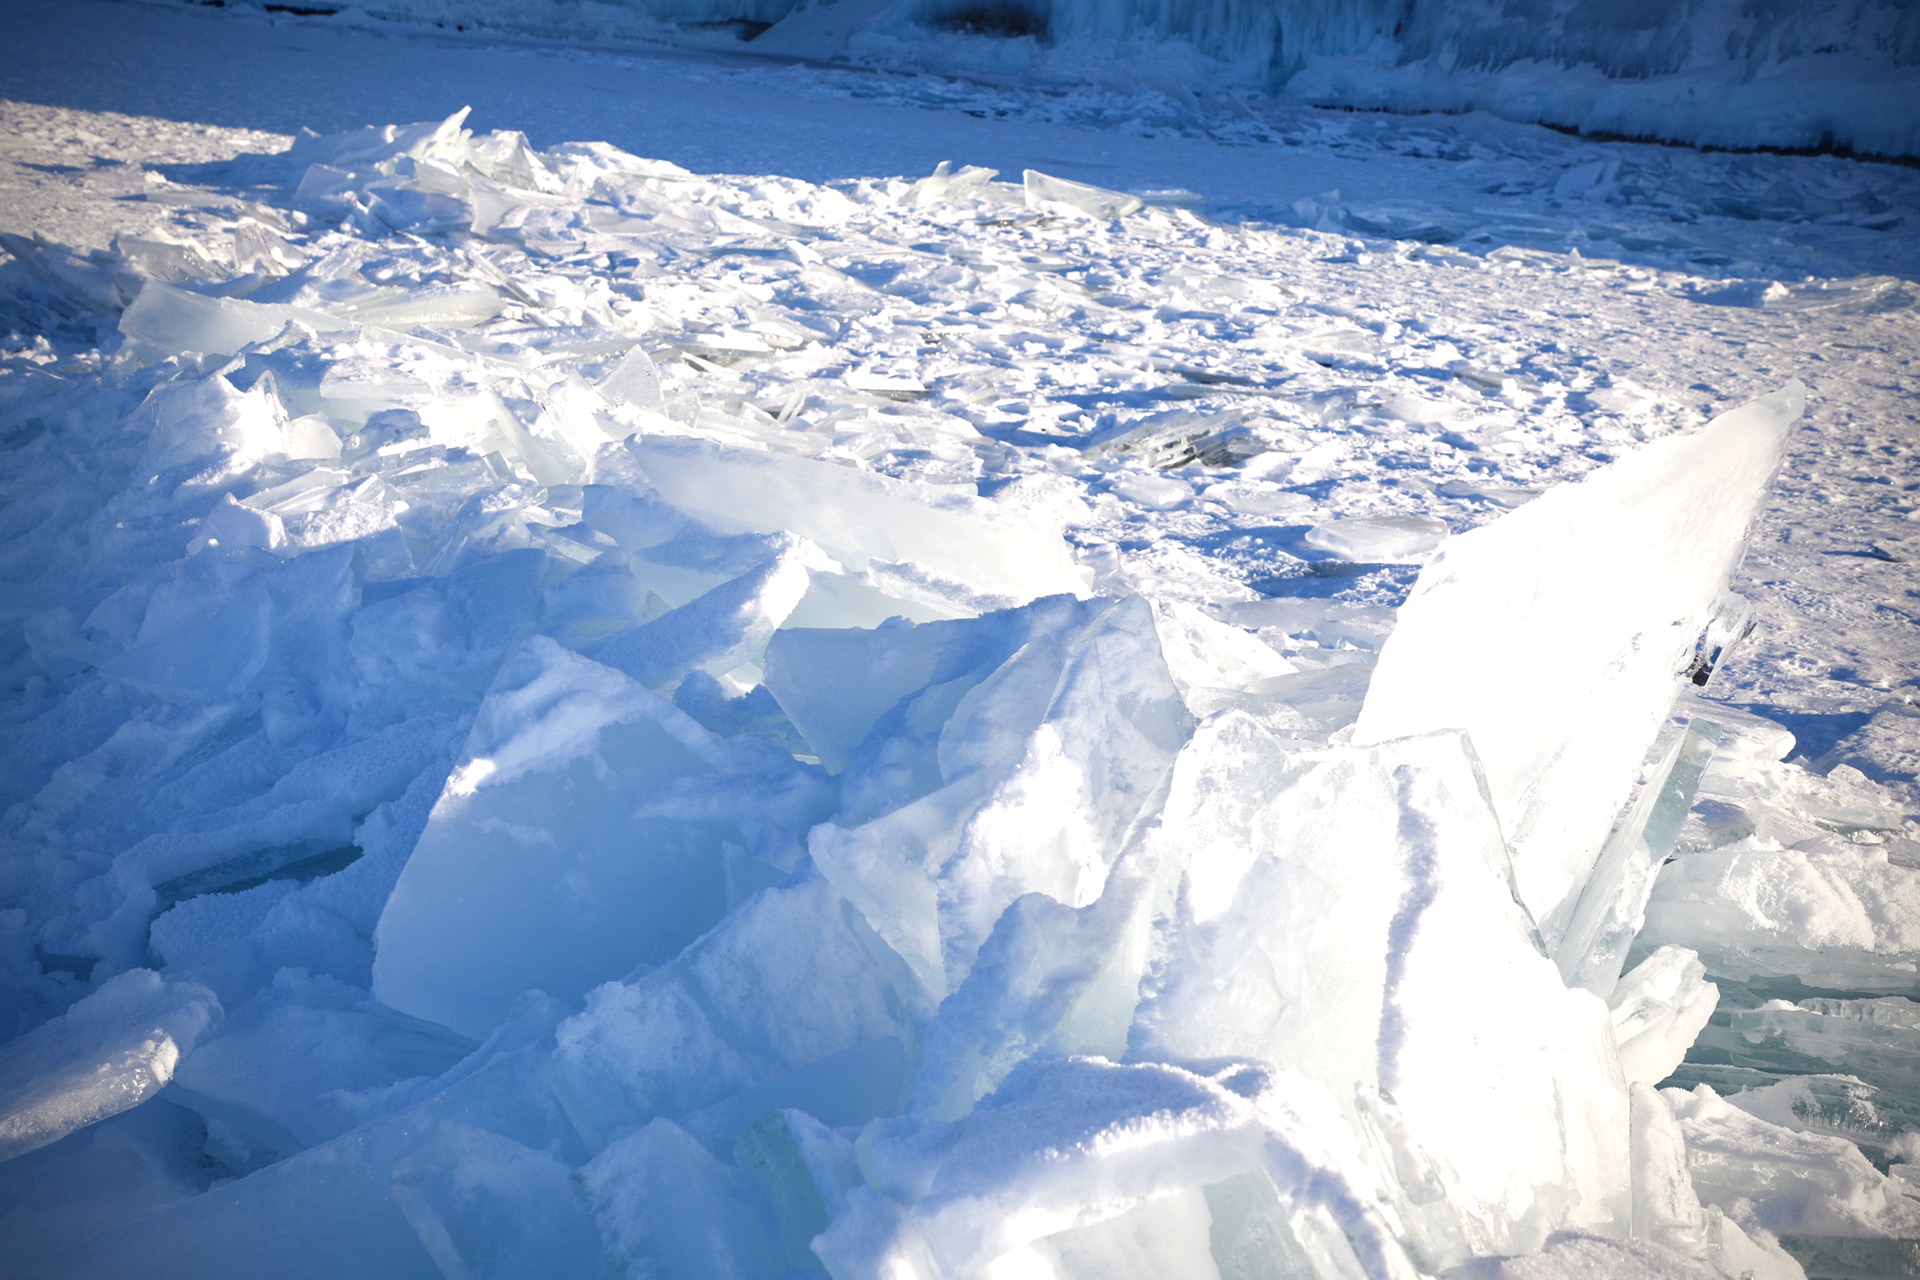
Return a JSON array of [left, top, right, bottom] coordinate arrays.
[[0, 2, 1917, 1276]]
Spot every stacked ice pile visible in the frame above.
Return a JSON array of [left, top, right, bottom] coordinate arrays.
[[1, 110, 1916, 1279]]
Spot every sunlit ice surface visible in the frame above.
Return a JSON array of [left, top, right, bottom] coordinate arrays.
[[1, 2, 1918, 1276]]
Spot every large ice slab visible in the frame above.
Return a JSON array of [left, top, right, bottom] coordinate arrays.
[[590, 534, 827, 690], [1609, 946, 1719, 1087], [1557, 718, 1724, 997], [1727, 997, 1920, 1100], [17, 1112, 439, 1279], [546, 872, 919, 1153], [17, 1107, 601, 1279], [0, 1100, 218, 1265], [166, 968, 471, 1160], [806, 595, 1190, 999], [1664, 1084, 1920, 1242], [132, 371, 312, 493], [579, 1117, 782, 1279], [372, 637, 832, 1039], [390, 1119, 607, 1280], [0, 970, 220, 1163], [1023, 169, 1143, 220], [1701, 1072, 1920, 1165], [1133, 720, 1630, 1265], [1633, 836, 1920, 993], [763, 596, 1084, 774], [1353, 384, 1801, 942], [612, 435, 1091, 616], [1626, 1083, 1804, 1280]]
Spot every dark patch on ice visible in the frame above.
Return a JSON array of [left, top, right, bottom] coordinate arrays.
[[1536, 120, 1920, 171], [1304, 560, 1379, 580], [32, 947, 98, 983], [1775, 1234, 1920, 1279], [673, 671, 813, 758], [1247, 564, 1418, 608], [928, 0, 1049, 41], [150, 841, 364, 913], [357, 574, 436, 606], [1700, 972, 1906, 1011], [0, 418, 47, 451], [692, 18, 775, 40], [1376, 765, 1444, 1095]]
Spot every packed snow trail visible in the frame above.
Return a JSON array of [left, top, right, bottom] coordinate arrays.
[[1, 8, 1918, 1278]]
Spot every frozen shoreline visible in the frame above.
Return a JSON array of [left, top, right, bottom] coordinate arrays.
[[1, 5, 1918, 1276], [100, 0, 1920, 160]]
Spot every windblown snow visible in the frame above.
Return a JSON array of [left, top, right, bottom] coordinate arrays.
[[1, 4, 1918, 1277]]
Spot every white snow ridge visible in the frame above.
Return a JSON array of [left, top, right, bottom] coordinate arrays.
[[1, 16, 1919, 1276]]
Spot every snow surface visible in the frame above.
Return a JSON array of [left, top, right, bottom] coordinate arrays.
[[1, 1, 1919, 1277]]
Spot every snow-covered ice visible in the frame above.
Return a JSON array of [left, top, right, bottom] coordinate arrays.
[[1, 2, 1918, 1277]]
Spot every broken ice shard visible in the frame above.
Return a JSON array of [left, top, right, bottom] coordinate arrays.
[[1609, 946, 1719, 1087], [804, 595, 1190, 999], [371, 637, 831, 1039], [1634, 836, 1920, 993], [1557, 717, 1723, 996], [546, 871, 918, 1154], [165, 969, 470, 1159], [815, 1057, 1418, 1280], [0, 971, 220, 1162], [119, 281, 345, 361], [1133, 720, 1630, 1265], [1352, 382, 1803, 944], [1023, 169, 1143, 220], [615, 435, 1092, 616]]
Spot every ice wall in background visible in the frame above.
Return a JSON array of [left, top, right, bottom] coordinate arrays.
[[249, 0, 1920, 157], [848, 0, 1920, 157], [1287, 0, 1920, 159]]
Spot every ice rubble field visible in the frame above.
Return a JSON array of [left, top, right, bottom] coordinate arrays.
[[0, 27, 1918, 1280]]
